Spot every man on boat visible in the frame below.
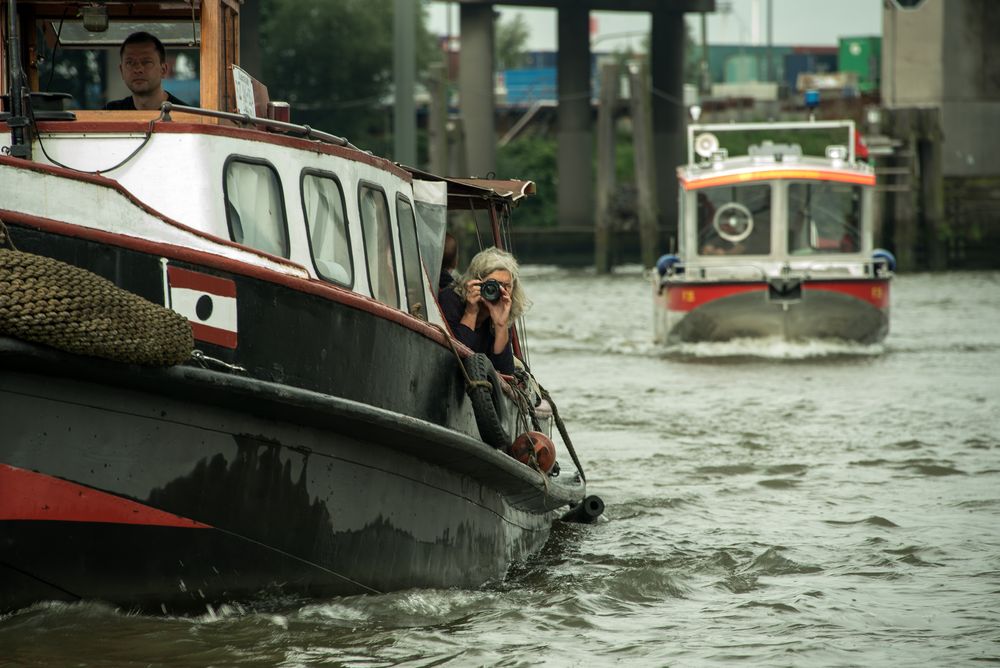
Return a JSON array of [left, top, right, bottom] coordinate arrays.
[[439, 232, 458, 291], [439, 247, 526, 375], [105, 32, 189, 111]]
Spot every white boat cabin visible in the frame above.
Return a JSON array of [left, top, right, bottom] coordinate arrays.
[[672, 121, 881, 281], [0, 0, 478, 329]]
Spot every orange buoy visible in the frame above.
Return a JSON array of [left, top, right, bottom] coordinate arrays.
[[510, 431, 557, 472]]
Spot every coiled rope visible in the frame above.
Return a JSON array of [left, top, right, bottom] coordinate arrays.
[[0, 220, 193, 366]]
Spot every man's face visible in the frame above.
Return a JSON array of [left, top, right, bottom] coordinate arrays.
[[119, 42, 166, 95]]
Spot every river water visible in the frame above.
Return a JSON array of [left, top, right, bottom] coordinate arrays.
[[3, 270, 999, 667]]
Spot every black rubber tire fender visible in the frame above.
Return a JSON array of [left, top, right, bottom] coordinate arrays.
[[462, 353, 511, 449]]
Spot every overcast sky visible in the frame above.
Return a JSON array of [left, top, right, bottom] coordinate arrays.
[[427, 0, 883, 52]]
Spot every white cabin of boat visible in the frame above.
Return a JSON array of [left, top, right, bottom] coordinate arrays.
[[669, 120, 883, 282], [0, 0, 532, 335]]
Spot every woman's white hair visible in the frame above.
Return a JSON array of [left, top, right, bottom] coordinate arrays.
[[454, 246, 530, 321]]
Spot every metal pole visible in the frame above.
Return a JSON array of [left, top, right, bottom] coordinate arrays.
[[766, 0, 773, 82], [699, 11, 710, 95], [5, 0, 31, 159], [393, 0, 416, 165]]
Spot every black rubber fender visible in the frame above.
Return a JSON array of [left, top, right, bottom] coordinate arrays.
[[462, 353, 511, 449]]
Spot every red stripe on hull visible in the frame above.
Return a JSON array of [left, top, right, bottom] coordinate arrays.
[[167, 265, 238, 297], [665, 279, 889, 312], [667, 283, 765, 312], [806, 280, 889, 309], [190, 322, 238, 348], [0, 464, 210, 528]]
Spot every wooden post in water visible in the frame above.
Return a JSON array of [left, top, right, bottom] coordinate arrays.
[[919, 108, 946, 271], [595, 63, 620, 274], [629, 64, 659, 269], [891, 109, 918, 272]]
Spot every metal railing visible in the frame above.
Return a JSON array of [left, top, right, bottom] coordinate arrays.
[[162, 103, 362, 152]]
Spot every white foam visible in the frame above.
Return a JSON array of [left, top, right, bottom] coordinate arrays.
[[667, 336, 885, 359]]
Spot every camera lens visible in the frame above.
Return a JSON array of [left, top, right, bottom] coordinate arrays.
[[480, 278, 501, 302]]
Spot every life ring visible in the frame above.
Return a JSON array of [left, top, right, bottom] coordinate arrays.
[[713, 202, 754, 242], [462, 353, 511, 449]]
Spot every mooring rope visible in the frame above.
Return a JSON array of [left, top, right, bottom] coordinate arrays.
[[0, 221, 193, 366], [537, 384, 587, 484]]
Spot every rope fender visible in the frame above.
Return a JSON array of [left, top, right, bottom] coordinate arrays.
[[0, 247, 193, 366]]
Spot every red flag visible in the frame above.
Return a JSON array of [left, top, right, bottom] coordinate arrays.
[[855, 131, 870, 161]]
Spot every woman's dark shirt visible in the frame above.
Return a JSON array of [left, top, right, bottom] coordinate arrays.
[[438, 288, 515, 375]]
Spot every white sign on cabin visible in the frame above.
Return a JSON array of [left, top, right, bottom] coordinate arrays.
[[232, 65, 256, 117]]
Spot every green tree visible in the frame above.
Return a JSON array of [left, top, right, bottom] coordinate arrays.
[[497, 137, 557, 227], [260, 0, 437, 152], [495, 14, 530, 70]]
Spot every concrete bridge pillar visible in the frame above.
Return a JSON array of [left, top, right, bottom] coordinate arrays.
[[556, 5, 593, 228], [650, 8, 687, 250], [459, 4, 496, 178]]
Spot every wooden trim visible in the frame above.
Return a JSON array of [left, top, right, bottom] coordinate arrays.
[[200, 0, 221, 111], [69, 110, 218, 124], [223, 5, 238, 112]]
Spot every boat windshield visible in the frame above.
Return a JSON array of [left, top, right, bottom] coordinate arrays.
[[788, 182, 862, 254], [696, 183, 772, 256], [30, 19, 201, 109]]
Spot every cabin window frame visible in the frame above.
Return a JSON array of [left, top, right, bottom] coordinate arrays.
[[785, 180, 865, 256], [300, 168, 354, 288], [693, 182, 773, 258], [394, 194, 428, 321], [222, 155, 290, 258], [357, 181, 400, 308]]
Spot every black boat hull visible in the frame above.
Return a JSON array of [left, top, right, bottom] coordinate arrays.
[[0, 344, 580, 613]]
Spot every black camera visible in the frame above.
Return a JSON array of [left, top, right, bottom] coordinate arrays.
[[480, 278, 502, 303]]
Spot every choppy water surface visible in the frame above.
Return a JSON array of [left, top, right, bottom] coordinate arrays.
[[3, 271, 999, 667]]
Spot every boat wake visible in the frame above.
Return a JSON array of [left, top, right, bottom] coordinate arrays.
[[663, 336, 885, 360]]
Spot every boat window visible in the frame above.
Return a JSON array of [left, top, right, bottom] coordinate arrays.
[[696, 184, 772, 256], [358, 185, 400, 307], [31, 20, 201, 109], [396, 196, 427, 320], [302, 171, 353, 286], [224, 158, 289, 258], [787, 183, 862, 254]]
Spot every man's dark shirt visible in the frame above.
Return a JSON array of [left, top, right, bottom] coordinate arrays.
[[105, 91, 188, 110], [438, 288, 515, 375]]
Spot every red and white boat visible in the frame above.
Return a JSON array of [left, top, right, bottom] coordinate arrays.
[[654, 120, 894, 345]]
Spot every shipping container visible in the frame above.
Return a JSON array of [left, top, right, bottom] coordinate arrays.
[[838, 36, 881, 92]]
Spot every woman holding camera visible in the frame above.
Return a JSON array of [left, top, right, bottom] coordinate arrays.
[[438, 246, 528, 375]]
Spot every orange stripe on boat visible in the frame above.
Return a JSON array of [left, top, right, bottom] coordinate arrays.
[[0, 464, 210, 528], [681, 169, 876, 190]]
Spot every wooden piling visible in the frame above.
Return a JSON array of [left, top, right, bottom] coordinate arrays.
[[629, 64, 659, 269], [595, 63, 619, 274]]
